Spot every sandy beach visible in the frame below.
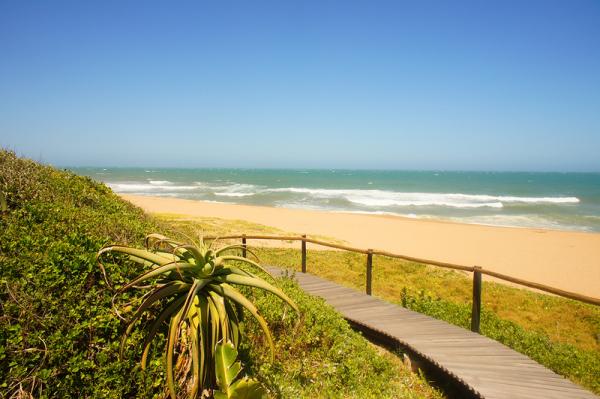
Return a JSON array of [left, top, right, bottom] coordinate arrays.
[[123, 194, 600, 298]]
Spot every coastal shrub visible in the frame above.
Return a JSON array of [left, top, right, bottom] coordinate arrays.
[[0, 191, 6, 212], [0, 150, 440, 398], [98, 234, 297, 398], [0, 151, 163, 398]]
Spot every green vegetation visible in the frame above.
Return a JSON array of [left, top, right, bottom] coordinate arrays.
[[0, 150, 440, 398], [0, 191, 6, 212], [99, 234, 298, 398], [163, 215, 600, 394]]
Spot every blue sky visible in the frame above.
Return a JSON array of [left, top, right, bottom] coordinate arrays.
[[1, 1, 599, 171]]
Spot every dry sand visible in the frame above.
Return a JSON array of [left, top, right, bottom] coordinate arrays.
[[122, 194, 600, 299]]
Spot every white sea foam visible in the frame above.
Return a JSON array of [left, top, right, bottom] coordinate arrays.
[[107, 182, 198, 192], [265, 188, 578, 209], [449, 214, 592, 232], [214, 192, 255, 197]]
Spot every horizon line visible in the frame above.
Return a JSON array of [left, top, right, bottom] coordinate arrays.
[[61, 164, 600, 174]]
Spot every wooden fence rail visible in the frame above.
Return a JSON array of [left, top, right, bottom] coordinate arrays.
[[204, 234, 600, 333]]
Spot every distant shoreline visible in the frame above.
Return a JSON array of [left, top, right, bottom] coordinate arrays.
[[121, 194, 600, 298], [71, 167, 600, 233]]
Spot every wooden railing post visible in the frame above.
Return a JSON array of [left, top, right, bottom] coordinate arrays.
[[471, 266, 482, 333], [301, 234, 307, 273], [241, 235, 247, 258], [366, 249, 373, 295]]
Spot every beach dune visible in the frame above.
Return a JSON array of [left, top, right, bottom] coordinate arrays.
[[123, 194, 600, 299]]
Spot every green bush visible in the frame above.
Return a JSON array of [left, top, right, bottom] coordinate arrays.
[[0, 151, 163, 398]]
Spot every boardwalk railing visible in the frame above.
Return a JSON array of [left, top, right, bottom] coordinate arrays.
[[204, 234, 600, 333]]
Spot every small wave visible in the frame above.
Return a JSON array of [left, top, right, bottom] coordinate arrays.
[[148, 180, 172, 185], [108, 182, 198, 192], [214, 192, 255, 197], [450, 214, 593, 232], [345, 196, 503, 209], [488, 195, 579, 204], [336, 210, 402, 216]]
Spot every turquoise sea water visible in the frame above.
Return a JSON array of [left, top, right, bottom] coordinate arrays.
[[72, 168, 600, 233]]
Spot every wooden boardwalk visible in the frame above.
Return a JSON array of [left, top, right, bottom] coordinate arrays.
[[266, 266, 598, 399]]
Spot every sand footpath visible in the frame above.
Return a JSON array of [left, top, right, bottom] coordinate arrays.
[[122, 194, 600, 299]]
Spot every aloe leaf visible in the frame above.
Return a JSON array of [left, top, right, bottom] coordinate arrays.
[[196, 295, 210, 387], [214, 265, 256, 279], [208, 290, 230, 339], [218, 274, 299, 313], [214, 342, 267, 399], [214, 341, 242, 396], [215, 245, 259, 260], [126, 254, 161, 269], [98, 245, 175, 266], [228, 377, 268, 399], [225, 301, 242, 348], [190, 323, 201, 398], [166, 307, 184, 399], [217, 255, 273, 278], [145, 233, 182, 250], [179, 244, 206, 265], [169, 246, 196, 263], [207, 296, 221, 357], [130, 281, 189, 322], [209, 283, 275, 361], [120, 282, 189, 358], [177, 278, 209, 331], [141, 295, 186, 369], [146, 234, 197, 262], [122, 261, 196, 290], [186, 301, 201, 398]]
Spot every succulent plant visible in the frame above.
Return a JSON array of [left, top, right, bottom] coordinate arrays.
[[97, 233, 298, 398]]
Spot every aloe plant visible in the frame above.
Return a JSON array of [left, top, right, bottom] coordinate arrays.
[[97, 234, 298, 398]]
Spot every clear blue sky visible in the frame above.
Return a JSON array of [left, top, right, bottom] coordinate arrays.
[[1, 1, 599, 171]]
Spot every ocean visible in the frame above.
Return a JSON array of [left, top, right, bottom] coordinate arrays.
[[71, 168, 600, 233]]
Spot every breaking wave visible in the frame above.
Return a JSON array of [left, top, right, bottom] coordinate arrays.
[[264, 187, 578, 209]]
